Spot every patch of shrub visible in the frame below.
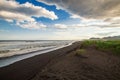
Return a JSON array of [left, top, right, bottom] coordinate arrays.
[[75, 49, 86, 56]]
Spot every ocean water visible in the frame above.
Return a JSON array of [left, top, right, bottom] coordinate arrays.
[[0, 40, 74, 67]]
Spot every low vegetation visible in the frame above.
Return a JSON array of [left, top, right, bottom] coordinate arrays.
[[81, 40, 120, 55], [75, 49, 86, 56]]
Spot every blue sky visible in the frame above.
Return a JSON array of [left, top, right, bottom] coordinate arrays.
[[0, 0, 120, 40]]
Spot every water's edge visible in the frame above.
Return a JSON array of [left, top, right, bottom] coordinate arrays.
[[0, 41, 75, 68]]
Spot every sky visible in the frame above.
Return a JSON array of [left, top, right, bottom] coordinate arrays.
[[0, 0, 120, 40]]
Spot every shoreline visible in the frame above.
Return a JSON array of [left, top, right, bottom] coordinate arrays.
[[0, 41, 75, 67], [0, 40, 75, 59], [0, 41, 79, 80]]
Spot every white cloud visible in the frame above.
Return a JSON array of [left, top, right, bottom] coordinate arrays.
[[0, 0, 58, 29], [17, 21, 46, 29], [70, 14, 81, 19], [0, 10, 35, 22], [0, 0, 58, 20], [54, 24, 68, 29], [36, 0, 64, 10], [5, 19, 14, 22]]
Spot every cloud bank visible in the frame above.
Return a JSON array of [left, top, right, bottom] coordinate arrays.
[[0, 0, 58, 29], [37, 0, 120, 19], [54, 24, 67, 29]]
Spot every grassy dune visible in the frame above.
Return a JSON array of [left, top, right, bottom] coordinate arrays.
[[81, 40, 120, 55]]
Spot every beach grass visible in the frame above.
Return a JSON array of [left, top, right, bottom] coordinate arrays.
[[75, 49, 86, 56], [81, 40, 120, 55]]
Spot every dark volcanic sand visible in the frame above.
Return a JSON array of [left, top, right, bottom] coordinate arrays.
[[0, 42, 120, 80], [0, 42, 79, 80]]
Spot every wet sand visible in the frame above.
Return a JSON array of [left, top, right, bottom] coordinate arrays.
[[0, 41, 120, 80]]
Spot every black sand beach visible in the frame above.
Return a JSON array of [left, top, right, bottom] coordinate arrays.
[[0, 42, 79, 80], [0, 41, 120, 80]]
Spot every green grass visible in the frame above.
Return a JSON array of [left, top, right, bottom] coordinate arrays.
[[75, 49, 86, 56], [81, 40, 120, 55]]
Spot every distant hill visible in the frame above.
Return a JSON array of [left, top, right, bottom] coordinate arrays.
[[90, 35, 120, 40], [103, 35, 120, 40], [90, 37, 101, 40]]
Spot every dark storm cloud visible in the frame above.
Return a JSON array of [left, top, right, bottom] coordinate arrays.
[[38, 0, 120, 19]]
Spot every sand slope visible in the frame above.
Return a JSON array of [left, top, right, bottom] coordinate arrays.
[[31, 43, 120, 80]]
